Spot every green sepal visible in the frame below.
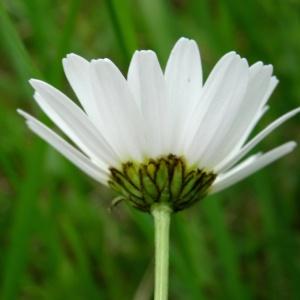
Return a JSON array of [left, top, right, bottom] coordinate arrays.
[[128, 195, 148, 208], [180, 170, 200, 198], [183, 170, 195, 185], [156, 159, 169, 191], [109, 196, 124, 212], [175, 186, 202, 211], [147, 161, 157, 180], [109, 180, 127, 196], [197, 173, 216, 194], [141, 166, 159, 199], [112, 171, 143, 198], [170, 159, 183, 199], [124, 162, 141, 188], [176, 172, 216, 210]]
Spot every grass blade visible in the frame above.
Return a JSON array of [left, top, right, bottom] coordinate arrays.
[[203, 195, 249, 300], [0, 142, 44, 300], [0, 2, 40, 97], [104, 0, 138, 64]]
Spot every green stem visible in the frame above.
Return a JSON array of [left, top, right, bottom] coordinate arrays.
[[152, 204, 172, 300]]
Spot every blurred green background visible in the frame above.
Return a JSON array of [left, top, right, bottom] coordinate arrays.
[[0, 0, 299, 299]]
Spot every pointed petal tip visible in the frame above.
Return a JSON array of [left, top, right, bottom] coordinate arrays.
[[17, 109, 30, 120], [17, 109, 35, 122], [227, 50, 237, 55], [241, 57, 249, 66], [287, 106, 300, 117], [265, 64, 274, 72], [221, 51, 237, 61], [137, 49, 156, 56], [250, 61, 275, 75], [90, 57, 113, 66], [176, 37, 195, 44], [90, 58, 121, 76], [62, 53, 89, 68], [130, 49, 152, 56], [28, 78, 36, 85], [62, 55, 72, 64], [177, 37, 189, 42], [288, 141, 297, 151], [255, 61, 263, 66], [63, 53, 73, 60], [65, 53, 79, 59], [28, 78, 39, 90], [28, 78, 45, 90], [16, 108, 26, 117], [131, 50, 158, 63], [233, 54, 249, 66], [231, 56, 249, 70], [171, 37, 199, 55], [276, 141, 298, 155], [90, 58, 100, 64], [103, 57, 113, 63], [271, 75, 279, 83]]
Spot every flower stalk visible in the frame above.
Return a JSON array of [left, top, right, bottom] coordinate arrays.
[[152, 204, 172, 300]]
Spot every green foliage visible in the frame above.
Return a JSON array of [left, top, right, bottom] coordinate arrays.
[[0, 0, 299, 299]]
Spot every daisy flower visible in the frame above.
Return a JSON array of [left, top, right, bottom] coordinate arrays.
[[18, 37, 299, 213]]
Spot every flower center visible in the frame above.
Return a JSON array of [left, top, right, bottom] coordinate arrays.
[[108, 154, 216, 213]]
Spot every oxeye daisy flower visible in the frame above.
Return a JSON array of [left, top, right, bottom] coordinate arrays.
[[18, 37, 299, 212], [18, 37, 299, 300]]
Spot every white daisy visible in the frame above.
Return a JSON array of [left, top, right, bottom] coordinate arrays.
[[18, 37, 299, 212]]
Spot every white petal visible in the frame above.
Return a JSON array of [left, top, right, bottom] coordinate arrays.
[[29, 79, 119, 167], [62, 54, 97, 119], [235, 75, 278, 149], [211, 141, 297, 194], [216, 107, 300, 172], [63, 53, 126, 157], [209, 64, 277, 167], [127, 50, 167, 157], [18, 110, 109, 184], [183, 52, 236, 147], [183, 52, 236, 159], [197, 57, 249, 168], [164, 38, 203, 153], [165, 37, 202, 89], [186, 54, 249, 165], [90, 59, 145, 161]]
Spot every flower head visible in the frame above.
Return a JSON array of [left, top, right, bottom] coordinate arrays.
[[19, 38, 299, 212]]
